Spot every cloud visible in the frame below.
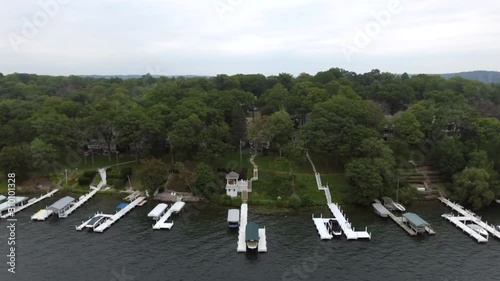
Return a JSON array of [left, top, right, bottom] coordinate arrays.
[[0, 0, 499, 75]]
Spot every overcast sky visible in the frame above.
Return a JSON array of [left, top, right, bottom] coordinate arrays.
[[1, 0, 499, 76]]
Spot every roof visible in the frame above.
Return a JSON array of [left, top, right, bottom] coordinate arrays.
[[245, 222, 260, 241], [226, 171, 239, 179], [403, 212, 430, 227], [0, 195, 6, 201], [227, 209, 240, 222], [0, 196, 29, 212], [47, 196, 75, 211], [148, 203, 169, 218]]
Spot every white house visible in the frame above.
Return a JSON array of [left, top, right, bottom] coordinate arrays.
[[225, 171, 251, 198]]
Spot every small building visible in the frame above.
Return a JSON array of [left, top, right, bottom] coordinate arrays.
[[47, 196, 75, 217], [225, 172, 250, 198], [402, 212, 431, 233]]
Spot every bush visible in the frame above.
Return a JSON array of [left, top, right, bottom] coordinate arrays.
[[120, 167, 132, 179], [78, 176, 91, 186], [106, 167, 112, 172], [83, 170, 98, 178], [113, 179, 126, 190], [106, 178, 115, 186]]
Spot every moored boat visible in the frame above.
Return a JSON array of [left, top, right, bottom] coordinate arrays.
[[468, 223, 489, 238], [227, 209, 240, 228]]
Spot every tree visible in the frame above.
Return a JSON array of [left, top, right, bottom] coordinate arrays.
[[193, 162, 218, 198], [394, 112, 424, 144], [345, 158, 386, 205], [266, 110, 294, 156], [30, 138, 58, 175], [138, 158, 169, 197], [434, 137, 466, 178], [230, 105, 247, 146], [169, 115, 203, 159], [452, 167, 495, 210], [0, 146, 32, 181]]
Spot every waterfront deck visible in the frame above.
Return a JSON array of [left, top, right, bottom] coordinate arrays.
[[1, 190, 59, 219], [92, 196, 146, 233], [439, 197, 500, 240], [388, 212, 418, 236], [442, 214, 488, 243], [152, 200, 185, 230], [312, 215, 334, 240]]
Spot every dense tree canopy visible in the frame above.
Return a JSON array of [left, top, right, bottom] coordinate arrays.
[[0, 69, 499, 208]]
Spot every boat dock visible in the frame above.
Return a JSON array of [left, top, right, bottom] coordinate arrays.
[[328, 203, 371, 239], [372, 200, 418, 235], [439, 197, 500, 240], [152, 200, 185, 230], [312, 214, 334, 240], [76, 213, 113, 231], [306, 150, 372, 241], [62, 168, 107, 218], [237, 203, 248, 252], [442, 214, 488, 243], [1, 190, 59, 219], [90, 196, 146, 233]]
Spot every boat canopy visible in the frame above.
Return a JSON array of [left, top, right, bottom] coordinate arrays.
[[245, 222, 259, 241], [117, 203, 128, 210], [47, 196, 75, 212], [148, 203, 168, 218], [0, 195, 6, 202], [227, 209, 240, 222], [403, 212, 430, 228], [0, 196, 29, 212]]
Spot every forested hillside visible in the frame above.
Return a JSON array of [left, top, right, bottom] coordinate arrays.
[[1, 69, 499, 209]]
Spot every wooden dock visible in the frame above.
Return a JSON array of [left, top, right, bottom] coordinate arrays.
[[388, 212, 417, 236]]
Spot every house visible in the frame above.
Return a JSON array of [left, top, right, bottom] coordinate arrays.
[[225, 171, 251, 198]]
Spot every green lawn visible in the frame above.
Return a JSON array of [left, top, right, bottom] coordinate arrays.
[[75, 155, 136, 171], [0, 180, 7, 194]]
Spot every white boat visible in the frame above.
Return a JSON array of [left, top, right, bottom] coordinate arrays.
[[495, 199, 500, 204], [227, 209, 240, 228], [85, 215, 107, 230], [468, 224, 489, 238], [393, 202, 406, 212], [496, 225, 500, 232]]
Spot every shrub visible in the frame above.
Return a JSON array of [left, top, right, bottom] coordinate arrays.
[[106, 167, 112, 172], [120, 167, 132, 179], [113, 179, 126, 190], [78, 176, 91, 186], [83, 170, 98, 178], [288, 193, 302, 208]]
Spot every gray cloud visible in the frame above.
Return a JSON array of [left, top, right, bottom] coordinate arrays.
[[1, 0, 499, 76]]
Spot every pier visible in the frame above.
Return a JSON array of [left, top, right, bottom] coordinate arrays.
[[312, 214, 334, 240], [1, 190, 59, 219], [439, 197, 500, 240], [307, 152, 370, 240], [373, 200, 417, 235], [236, 203, 267, 252], [88, 196, 146, 233], [442, 214, 488, 243], [152, 200, 185, 230], [62, 168, 107, 218]]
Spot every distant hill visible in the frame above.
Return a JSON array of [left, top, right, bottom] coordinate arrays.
[[438, 71, 500, 84]]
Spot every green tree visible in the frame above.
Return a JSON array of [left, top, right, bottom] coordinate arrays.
[[193, 162, 218, 198], [266, 109, 294, 156], [394, 112, 424, 144], [30, 138, 58, 175], [452, 167, 495, 210], [138, 158, 169, 197], [434, 137, 466, 178], [0, 146, 32, 181]]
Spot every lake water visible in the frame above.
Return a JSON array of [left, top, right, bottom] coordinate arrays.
[[1, 195, 499, 281]]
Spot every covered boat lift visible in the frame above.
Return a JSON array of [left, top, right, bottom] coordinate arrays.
[[245, 222, 260, 250], [148, 203, 169, 220], [227, 209, 240, 228]]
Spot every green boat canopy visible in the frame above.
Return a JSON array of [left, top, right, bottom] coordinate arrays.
[[245, 222, 259, 241]]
